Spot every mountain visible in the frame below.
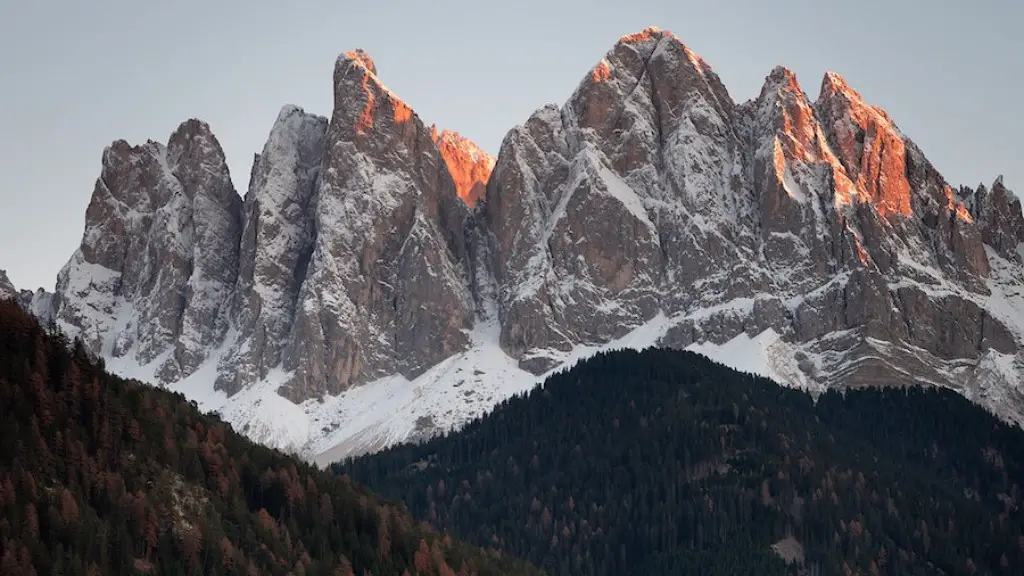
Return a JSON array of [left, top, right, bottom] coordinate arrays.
[[0, 270, 15, 300], [0, 299, 541, 576], [341, 348, 1024, 575], [483, 28, 1024, 398], [431, 127, 496, 207], [0, 269, 55, 326], [25, 26, 1024, 461]]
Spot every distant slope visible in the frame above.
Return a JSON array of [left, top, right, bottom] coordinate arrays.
[[341, 348, 1024, 575], [0, 299, 542, 576]]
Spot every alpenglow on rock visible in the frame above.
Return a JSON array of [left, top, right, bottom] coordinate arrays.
[[37, 29, 1024, 461]]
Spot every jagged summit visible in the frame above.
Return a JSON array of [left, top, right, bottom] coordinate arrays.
[[430, 126, 495, 206], [26, 27, 1024, 462], [332, 47, 419, 140], [339, 48, 377, 75], [0, 269, 15, 300]]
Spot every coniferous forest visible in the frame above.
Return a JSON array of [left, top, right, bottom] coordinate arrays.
[[0, 300, 542, 576], [341, 348, 1024, 575]]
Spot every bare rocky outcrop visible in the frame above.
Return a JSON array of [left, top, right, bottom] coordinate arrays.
[[279, 51, 475, 399], [968, 177, 1024, 262], [431, 128, 495, 207], [53, 119, 243, 382], [2, 270, 57, 325], [0, 270, 16, 301], [486, 26, 1023, 404], [215, 106, 328, 395]]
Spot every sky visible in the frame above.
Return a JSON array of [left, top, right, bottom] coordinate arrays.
[[0, 0, 1020, 291]]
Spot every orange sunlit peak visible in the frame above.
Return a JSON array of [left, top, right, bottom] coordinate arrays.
[[619, 26, 666, 44], [820, 71, 866, 104], [392, 98, 413, 125], [431, 129, 496, 207], [820, 71, 897, 131], [354, 72, 376, 135], [770, 66, 803, 94], [343, 49, 377, 76]]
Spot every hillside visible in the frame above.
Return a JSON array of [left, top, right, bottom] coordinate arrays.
[[341, 349, 1024, 575], [0, 299, 542, 576]]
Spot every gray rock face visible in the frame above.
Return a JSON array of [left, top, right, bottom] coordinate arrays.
[[216, 105, 328, 395], [53, 119, 243, 381], [280, 51, 474, 400], [486, 26, 1024, 411], [969, 177, 1024, 262], [0, 270, 16, 300], [20, 289, 56, 327]]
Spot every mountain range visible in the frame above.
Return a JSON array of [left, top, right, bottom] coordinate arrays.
[[3, 26, 1023, 462]]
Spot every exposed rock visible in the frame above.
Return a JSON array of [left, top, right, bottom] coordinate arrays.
[[0, 270, 16, 301], [53, 119, 242, 382], [1, 270, 56, 325], [488, 25, 1022, 395], [216, 105, 328, 394], [431, 128, 495, 207], [968, 177, 1024, 262], [20, 289, 55, 327], [280, 51, 474, 399]]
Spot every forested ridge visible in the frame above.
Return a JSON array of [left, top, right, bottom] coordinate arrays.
[[0, 300, 543, 576], [341, 348, 1024, 575]]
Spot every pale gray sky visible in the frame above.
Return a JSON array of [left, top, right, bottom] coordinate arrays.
[[1, 0, 1019, 290]]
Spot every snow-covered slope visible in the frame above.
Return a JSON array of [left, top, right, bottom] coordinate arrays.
[[28, 27, 1024, 464]]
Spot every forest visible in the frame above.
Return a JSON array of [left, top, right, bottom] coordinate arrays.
[[341, 347, 1024, 575], [0, 299, 542, 576]]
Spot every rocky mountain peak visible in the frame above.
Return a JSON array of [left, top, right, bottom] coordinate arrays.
[[430, 127, 495, 206], [968, 176, 1024, 262], [0, 270, 15, 300], [276, 47, 475, 400], [341, 48, 377, 76], [0, 270, 55, 326], [55, 117, 242, 382], [755, 67, 819, 157], [216, 105, 328, 395], [333, 49, 417, 141], [814, 71, 913, 219]]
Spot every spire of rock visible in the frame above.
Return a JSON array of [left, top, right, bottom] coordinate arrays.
[[281, 46, 475, 399], [815, 70, 913, 220], [216, 105, 328, 394], [431, 127, 495, 207], [341, 48, 376, 76], [0, 270, 16, 300], [53, 118, 242, 382]]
